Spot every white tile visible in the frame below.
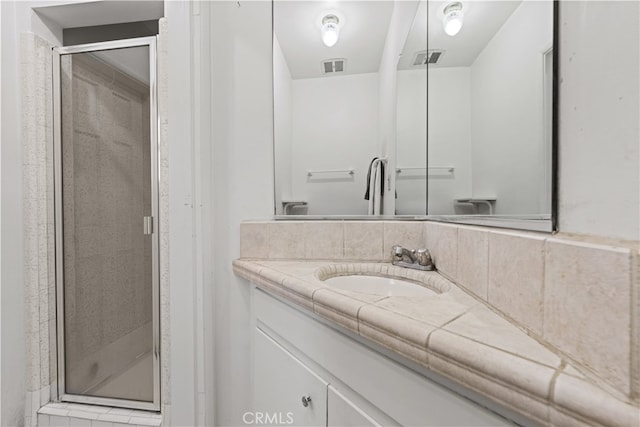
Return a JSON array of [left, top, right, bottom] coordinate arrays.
[[39, 408, 70, 417], [69, 418, 92, 427], [32, 390, 44, 414], [488, 230, 545, 335], [552, 372, 640, 427], [239, 222, 269, 258], [50, 416, 71, 427], [344, 221, 384, 261], [72, 406, 110, 414], [129, 417, 161, 427], [40, 384, 51, 406], [67, 411, 99, 421], [303, 221, 343, 260], [425, 222, 458, 279], [106, 409, 133, 417], [45, 403, 69, 410], [442, 305, 561, 368], [267, 222, 305, 259], [96, 414, 131, 424], [544, 238, 633, 395], [456, 227, 489, 300], [90, 421, 113, 427], [37, 414, 50, 427], [383, 222, 425, 261], [428, 329, 556, 399]]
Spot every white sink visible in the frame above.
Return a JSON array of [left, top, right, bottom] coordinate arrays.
[[323, 274, 437, 297]]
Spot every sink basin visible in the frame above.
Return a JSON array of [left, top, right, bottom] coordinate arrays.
[[323, 274, 437, 297], [316, 264, 451, 297]]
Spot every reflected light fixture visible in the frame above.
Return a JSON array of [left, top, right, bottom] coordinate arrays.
[[442, 2, 464, 36], [321, 14, 340, 47]]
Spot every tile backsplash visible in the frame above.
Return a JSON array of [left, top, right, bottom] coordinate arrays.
[[239, 220, 640, 402]]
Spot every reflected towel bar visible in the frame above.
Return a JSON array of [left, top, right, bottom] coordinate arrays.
[[307, 169, 355, 177], [396, 166, 454, 175]]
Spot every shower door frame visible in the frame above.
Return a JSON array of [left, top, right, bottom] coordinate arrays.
[[52, 36, 160, 411]]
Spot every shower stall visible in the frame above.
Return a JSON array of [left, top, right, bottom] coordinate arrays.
[[53, 37, 159, 410]]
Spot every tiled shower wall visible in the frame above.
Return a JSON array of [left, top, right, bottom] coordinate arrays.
[[240, 220, 640, 403], [21, 32, 57, 427]]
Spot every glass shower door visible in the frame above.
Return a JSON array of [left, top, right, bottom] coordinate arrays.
[[54, 37, 159, 410]]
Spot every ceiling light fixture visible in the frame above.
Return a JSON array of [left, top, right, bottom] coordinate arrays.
[[321, 14, 340, 47], [442, 2, 464, 37]]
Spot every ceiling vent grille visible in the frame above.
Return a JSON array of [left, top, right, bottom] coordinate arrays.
[[322, 58, 346, 74], [413, 50, 445, 66]]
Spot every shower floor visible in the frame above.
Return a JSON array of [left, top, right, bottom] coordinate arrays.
[[89, 351, 153, 402]]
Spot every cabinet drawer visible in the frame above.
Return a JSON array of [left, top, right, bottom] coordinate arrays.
[[253, 328, 328, 427], [328, 385, 381, 427]]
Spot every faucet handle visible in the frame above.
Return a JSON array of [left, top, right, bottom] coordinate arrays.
[[414, 248, 432, 267], [392, 245, 404, 258]]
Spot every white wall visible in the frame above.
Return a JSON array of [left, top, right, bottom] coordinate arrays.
[[469, 0, 552, 215], [273, 35, 292, 214], [165, 1, 200, 424], [396, 68, 427, 214], [209, 1, 274, 426], [558, 0, 639, 241], [0, 1, 3, 417], [423, 67, 473, 215], [396, 67, 474, 215], [291, 73, 379, 215]]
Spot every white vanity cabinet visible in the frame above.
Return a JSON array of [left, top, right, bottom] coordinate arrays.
[[251, 286, 517, 427]]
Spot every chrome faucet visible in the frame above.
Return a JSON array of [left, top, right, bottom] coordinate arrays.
[[391, 245, 435, 271]]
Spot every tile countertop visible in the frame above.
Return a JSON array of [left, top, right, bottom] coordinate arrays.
[[233, 259, 640, 427]]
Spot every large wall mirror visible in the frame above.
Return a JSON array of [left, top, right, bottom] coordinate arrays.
[[273, 0, 555, 232]]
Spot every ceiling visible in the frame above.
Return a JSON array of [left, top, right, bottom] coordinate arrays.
[[399, 0, 522, 70], [277, 0, 525, 79], [275, 1, 395, 80], [34, 1, 164, 29]]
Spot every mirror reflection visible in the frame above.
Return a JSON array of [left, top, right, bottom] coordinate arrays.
[[423, 0, 553, 217], [274, 0, 554, 226], [274, 0, 400, 215]]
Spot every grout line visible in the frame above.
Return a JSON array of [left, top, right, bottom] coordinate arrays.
[[541, 238, 548, 340], [341, 221, 346, 260], [483, 230, 489, 301], [452, 226, 459, 280], [424, 328, 437, 359], [438, 306, 472, 330], [548, 360, 567, 403], [629, 249, 639, 401], [486, 231, 492, 304], [441, 327, 563, 370], [381, 221, 386, 262]]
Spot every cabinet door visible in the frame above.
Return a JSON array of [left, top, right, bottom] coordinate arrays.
[[253, 328, 328, 427], [328, 386, 383, 427]]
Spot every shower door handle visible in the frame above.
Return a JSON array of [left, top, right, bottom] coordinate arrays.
[[143, 216, 154, 235]]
